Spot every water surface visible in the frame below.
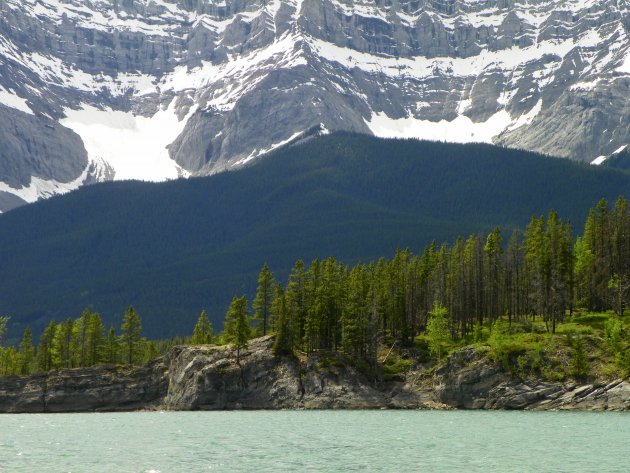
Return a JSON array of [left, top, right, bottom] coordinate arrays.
[[0, 410, 628, 472]]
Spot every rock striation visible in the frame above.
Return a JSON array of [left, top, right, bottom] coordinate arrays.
[[0, 336, 628, 413], [0, 360, 168, 413], [433, 347, 630, 411], [1, 0, 629, 210]]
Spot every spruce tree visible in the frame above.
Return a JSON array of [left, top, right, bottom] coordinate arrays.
[[120, 306, 144, 365], [0, 316, 8, 346], [86, 312, 105, 366], [106, 326, 119, 364], [192, 310, 213, 345], [252, 264, 275, 336], [286, 260, 308, 350], [37, 320, 57, 372], [570, 335, 589, 379], [272, 285, 293, 357], [224, 296, 251, 363], [19, 326, 34, 375], [71, 310, 90, 367], [342, 265, 369, 360], [51, 319, 73, 369], [426, 302, 449, 361]]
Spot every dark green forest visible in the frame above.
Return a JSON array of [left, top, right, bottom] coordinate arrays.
[[2, 133, 630, 340], [602, 147, 630, 171], [2, 198, 630, 380]]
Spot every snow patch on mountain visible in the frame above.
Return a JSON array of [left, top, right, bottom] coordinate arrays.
[[366, 110, 512, 144], [0, 163, 91, 203], [60, 100, 193, 181], [233, 129, 305, 167], [0, 87, 33, 115]]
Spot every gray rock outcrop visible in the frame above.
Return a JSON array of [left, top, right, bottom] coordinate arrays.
[[433, 347, 630, 411], [0, 360, 168, 413], [0, 337, 628, 413]]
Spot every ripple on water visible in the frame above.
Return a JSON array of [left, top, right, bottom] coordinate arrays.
[[0, 411, 627, 473]]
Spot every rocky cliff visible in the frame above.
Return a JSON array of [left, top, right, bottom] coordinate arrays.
[[1, 0, 629, 211], [0, 361, 168, 413], [1, 336, 628, 413]]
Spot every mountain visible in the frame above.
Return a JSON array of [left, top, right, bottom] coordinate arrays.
[[1, 0, 629, 211], [2, 133, 630, 340]]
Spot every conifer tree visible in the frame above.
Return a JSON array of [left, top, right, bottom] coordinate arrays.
[[272, 285, 293, 357], [286, 260, 308, 350], [106, 326, 119, 364], [37, 320, 57, 372], [19, 326, 34, 375], [0, 316, 8, 346], [252, 264, 275, 336], [120, 306, 144, 365], [484, 227, 503, 323], [224, 296, 251, 363], [192, 310, 213, 345], [144, 341, 159, 364], [71, 310, 90, 367], [0, 347, 19, 376], [569, 335, 589, 379], [0, 316, 7, 376], [426, 302, 449, 361], [86, 312, 105, 366], [342, 265, 369, 359], [51, 318, 74, 369]]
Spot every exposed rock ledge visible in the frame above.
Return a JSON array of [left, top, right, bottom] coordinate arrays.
[[0, 337, 628, 413]]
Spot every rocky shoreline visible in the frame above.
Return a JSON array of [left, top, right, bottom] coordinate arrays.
[[0, 337, 628, 413]]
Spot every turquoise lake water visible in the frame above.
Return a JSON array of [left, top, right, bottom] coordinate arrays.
[[0, 410, 628, 472]]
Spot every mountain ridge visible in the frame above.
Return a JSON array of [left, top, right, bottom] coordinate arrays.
[[1, 0, 629, 210], [2, 134, 630, 339]]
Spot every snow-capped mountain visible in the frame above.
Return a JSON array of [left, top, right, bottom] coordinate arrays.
[[0, 0, 629, 211]]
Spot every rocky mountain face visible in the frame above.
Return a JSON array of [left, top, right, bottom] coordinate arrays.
[[1, 0, 629, 211], [0, 337, 628, 412]]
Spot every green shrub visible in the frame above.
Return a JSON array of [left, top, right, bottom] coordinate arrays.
[[382, 354, 412, 380], [604, 317, 623, 353], [566, 333, 589, 380]]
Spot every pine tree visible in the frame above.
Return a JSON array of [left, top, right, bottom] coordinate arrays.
[[224, 296, 252, 363], [70, 310, 90, 367], [37, 320, 57, 372], [304, 259, 322, 354], [426, 302, 449, 361], [0, 316, 8, 346], [0, 347, 19, 376], [143, 341, 159, 364], [191, 310, 213, 345], [106, 326, 119, 364], [19, 326, 34, 375], [252, 264, 275, 336], [51, 319, 74, 369], [484, 227, 503, 323], [569, 335, 589, 379], [272, 285, 293, 357], [286, 260, 308, 350], [505, 231, 523, 325], [120, 306, 144, 365], [86, 312, 105, 366], [342, 265, 369, 360]]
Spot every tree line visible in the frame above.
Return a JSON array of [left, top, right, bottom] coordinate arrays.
[[2, 197, 629, 375], [223, 197, 630, 367], [0, 305, 216, 376]]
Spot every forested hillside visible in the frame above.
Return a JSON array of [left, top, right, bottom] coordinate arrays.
[[3, 199, 630, 381], [602, 148, 630, 172], [2, 133, 630, 339]]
